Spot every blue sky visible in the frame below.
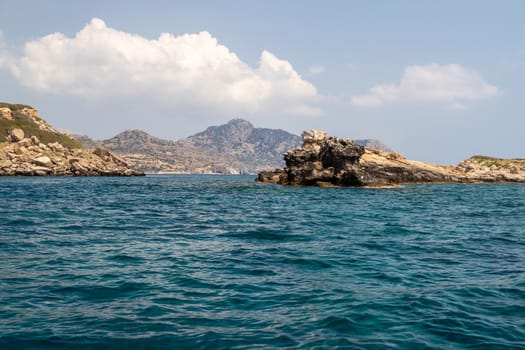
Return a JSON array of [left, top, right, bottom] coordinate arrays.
[[0, 0, 523, 163]]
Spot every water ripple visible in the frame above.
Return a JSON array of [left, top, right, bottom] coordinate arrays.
[[1, 176, 524, 349]]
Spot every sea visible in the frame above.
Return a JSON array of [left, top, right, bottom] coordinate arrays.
[[1, 175, 524, 349]]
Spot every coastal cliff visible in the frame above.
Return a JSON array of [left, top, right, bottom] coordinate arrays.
[[257, 130, 525, 187], [0, 103, 143, 176]]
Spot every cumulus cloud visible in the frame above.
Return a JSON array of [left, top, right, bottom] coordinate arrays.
[[351, 63, 500, 108], [308, 65, 325, 75], [2, 18, 320, 117]]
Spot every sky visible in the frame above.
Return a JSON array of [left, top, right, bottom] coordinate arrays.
[[0, 0, 524, 164]]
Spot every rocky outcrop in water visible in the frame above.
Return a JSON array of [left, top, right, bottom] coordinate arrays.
[[257, 130, 525, 186], [0, 103, 144, 176]]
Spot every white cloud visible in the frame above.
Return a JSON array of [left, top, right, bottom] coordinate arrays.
[[308, 65, 325, 75], [2, 18, 320, 117], [351, 63, 500, 108]]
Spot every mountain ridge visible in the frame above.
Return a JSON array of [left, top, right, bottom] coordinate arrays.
[[75, 119, 301, 174], [75, 119, 395, 174]]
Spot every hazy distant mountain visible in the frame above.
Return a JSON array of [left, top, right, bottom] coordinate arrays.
[[187, 119, 302, 168], [355, 139, 394, 153], [75, 119, 393, 174], [101, 129, 177, 153], [76, 119, 301, 174]]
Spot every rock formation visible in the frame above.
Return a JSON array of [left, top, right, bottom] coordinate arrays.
[[0, 107, 13, 120], [257, 130, 525, 187], [0, 103, 143, 176]]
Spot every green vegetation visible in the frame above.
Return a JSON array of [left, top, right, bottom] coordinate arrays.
[[0, 103, 82, 149], [0, 102, 34, 111], [470, 155, 524, 169], [0, 118, 83, 149]]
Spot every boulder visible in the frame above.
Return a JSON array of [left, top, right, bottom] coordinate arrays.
[[47, 142, 65, 153], [9, 128, 25, 142], [14, 145, 28, 155], [30, 166, 52, 176], [20, 108, 39, 118], [0, 107, 13, 120], [32, 156, 53, 168]]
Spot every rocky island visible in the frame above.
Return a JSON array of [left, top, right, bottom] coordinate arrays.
[[0, 103, 143, 176], [257, 129, 525, 187]]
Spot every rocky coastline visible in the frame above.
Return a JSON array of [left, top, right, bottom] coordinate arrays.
[[0, 104, 144, 176], [257, 130, 525, 187]]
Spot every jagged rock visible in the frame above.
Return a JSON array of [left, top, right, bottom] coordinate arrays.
[[9, 128, 25, 142], [257, 130, 525, 187]]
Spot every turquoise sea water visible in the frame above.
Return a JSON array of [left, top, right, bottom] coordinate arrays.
[[0, 175, 524, 349]]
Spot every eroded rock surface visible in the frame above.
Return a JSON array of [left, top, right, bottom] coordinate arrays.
[[257, 130, 525, 187]]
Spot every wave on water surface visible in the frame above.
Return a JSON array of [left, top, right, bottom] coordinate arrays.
[[1, 175, 524, 349]]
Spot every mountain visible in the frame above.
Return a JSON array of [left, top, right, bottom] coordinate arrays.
[[355, 139, 393, 153], [74, 119, 395, 174], [185, 119, 302, 171], [76, 119, 302, 174], [101, 129, 177, 153], [0, 102, 143, 176]]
